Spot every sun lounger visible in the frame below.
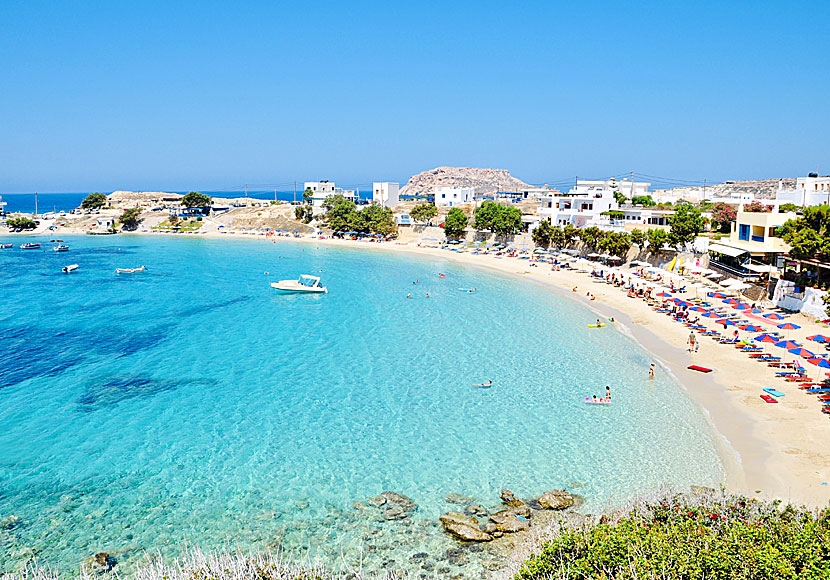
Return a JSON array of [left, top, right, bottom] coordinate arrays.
[[805, 388, 830, 394], [763, 387, 786, 397]]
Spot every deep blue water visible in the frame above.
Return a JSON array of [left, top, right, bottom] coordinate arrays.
[[0, 235, 724, 576]]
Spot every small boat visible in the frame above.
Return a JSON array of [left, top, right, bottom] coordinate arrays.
[[0, 243, 12, 249], [62, 264, 79, 273], [20, 243, 41, 249], [116, 266, 146, 274], [270, 274, 327, 294], [54, 244, 69, 252]]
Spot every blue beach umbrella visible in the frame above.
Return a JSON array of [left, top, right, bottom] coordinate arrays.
[[774, 340, 801, 350], [764, 313, 785, 320], [808, 358, 830, 369], [778, 323, 802, 331], [788, 347, 815, 358], [718, 319, 738, 327]]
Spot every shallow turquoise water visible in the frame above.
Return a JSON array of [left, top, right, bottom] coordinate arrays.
[[0, 235, 724, 575]]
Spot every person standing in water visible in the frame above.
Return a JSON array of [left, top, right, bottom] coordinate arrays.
[[649, 364, 655, 379], [606, 386, 611, 401]]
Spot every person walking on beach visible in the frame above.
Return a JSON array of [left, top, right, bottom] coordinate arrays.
[[649, 363, 655, 379], [688, 332, 696, 352]]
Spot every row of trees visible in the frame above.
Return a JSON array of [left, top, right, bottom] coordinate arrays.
[[779, 205, 830, 261], [531, 222, 672, 256], [320, 195, 397, 237]]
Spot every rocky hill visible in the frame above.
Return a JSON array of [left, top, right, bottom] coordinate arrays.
[[108, 191, 182, 209], [399, 167, 533, 197], [656, 178, 795, 200]]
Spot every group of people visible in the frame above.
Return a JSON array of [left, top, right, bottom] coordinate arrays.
[[590, 386, 612, 403]]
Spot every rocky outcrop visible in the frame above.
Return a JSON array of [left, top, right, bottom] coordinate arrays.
[[439, 512, 493, 542], [399, 167, 533, 198], [107, 191, 182, 210], [487, 510, 529, 533], [537, 489, 575, 510], [499, 489, 526, 508], [82, 552, 115, 575]]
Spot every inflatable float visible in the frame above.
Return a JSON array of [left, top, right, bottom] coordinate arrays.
[[588, 323, 606, 328], [688, 365, 712, 373]]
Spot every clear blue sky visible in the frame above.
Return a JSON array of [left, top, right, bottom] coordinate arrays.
[[2, 0, 828, 192]]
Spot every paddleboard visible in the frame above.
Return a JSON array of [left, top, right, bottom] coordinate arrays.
[[763, 387, 785, 397], [688, 365, 712, 373]]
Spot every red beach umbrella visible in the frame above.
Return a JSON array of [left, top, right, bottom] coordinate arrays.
[[777, 322, 802, 330], [764, 313, 785, 320], [808, 358, 830, 369], [788, 347, 815, 358], [774, 340, 801, 350], [808, 335, 830, 343], [703, 312, 722, 319], [754, 334, 778, 343], [718, 319, 738, 327], [656, 291, 672, 297], [708, 292, 727, 299], [689, 306, 709, 312], [733, 303, 751, 311], [741, 325, 763, 332]]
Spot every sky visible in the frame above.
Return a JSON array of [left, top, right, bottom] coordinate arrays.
[[1, 0, 829, 193]]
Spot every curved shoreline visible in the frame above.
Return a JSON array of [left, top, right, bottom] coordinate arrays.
[[171, 230, 828, 506]]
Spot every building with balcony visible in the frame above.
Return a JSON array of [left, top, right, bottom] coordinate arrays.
[[373, 182, 399, 208], [538, 178, 651, 230], [304, 181, 358, 210], [707, 208, 796, 278]]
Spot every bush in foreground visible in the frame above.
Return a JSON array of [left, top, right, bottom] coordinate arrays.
[[513, 490, 830, 580]]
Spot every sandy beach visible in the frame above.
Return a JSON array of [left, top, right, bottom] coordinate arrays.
[[185, 229, 830, 507]]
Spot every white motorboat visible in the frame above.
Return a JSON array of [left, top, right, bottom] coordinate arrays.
[[116, 266, 146, 274], [270, 274, 327, 294], [62, 264, 78, 273], [54, 244, 69, 252]]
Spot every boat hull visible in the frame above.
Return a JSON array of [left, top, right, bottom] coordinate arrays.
[[269, 282, 327, 293]]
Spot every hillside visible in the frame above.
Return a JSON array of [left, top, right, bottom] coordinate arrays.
[[399, 166, 533, 197], [657, 178, 795, 200]]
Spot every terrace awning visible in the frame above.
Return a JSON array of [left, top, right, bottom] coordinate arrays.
[[708, 244, 748, 257]]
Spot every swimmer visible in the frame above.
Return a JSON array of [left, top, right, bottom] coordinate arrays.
[[596, 319, 602, 326], [609, 317, 615, 323], [473, 380, 492, 387], [426, 293, 430, 298], [649, 364, 655, 379], [606, 386, 611, 401], [592, 395, 598, 402], [407, 293, 412, 299]]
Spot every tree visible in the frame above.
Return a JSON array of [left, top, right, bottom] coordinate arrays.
[[562, 224, 577, 247], [779, 203, 799, 213], [81, 193, 107, 210], [181, 192, 212, 210], [473, 201, 522, 236], [631, 195, 656, 207], [358, 203, 397, 237], [322, 195, 357, 233], [578, 226, 602, 251], [550, 225, 566, 249], [598, 231, 632, 257], [410, 203, 438, 224], [443, 207, 468, 239], [532, 220, 554, 249], [646, 228, 669, 253], [294, 205, 313, 224], [779, 205, 830, 260], [630, 228, 646, 248], [668, 203, 705, 247], [613, 191, 627, 206], [711, 202, 737, 233], [6, 216, 37, 230], [302, 188, 314, 204], [119, 208, 142, 230], [601, 210, 625, 219]]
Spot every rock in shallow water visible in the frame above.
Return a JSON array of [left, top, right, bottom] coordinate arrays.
[[439, 512, 493, 542], [537, 489, 575, 510], [82, 552, 115, 575], [488, 510, 529, 533]]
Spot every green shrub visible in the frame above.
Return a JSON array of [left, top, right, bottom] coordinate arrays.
[[518, 492, 830, 580]]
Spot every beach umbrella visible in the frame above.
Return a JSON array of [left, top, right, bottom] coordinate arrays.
[[718, 319, 738, 326], [754, 334, 778, 343], [774, 340, 801, 350], [708, 292, 727, 299], [703, 312, 722, 319], [689, 306, 708, 312], [808, 335, 830, 343], [751, 308, 764, 314], [722, 299, 740, 305], [764, 313, 785, 320], [656, 291, 672, 297], [788, 347, 815, 358], [808, 358, 830, 369], [778, 322, 801, 331], [733, 303, 751, 310], [741, 324, 763, 332]]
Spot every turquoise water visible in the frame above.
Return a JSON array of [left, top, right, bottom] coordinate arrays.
[[0, 236, 724, 576]]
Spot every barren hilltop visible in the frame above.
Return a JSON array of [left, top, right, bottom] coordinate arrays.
[[657, 178, 795, 200], [399, 167, 533, 197]]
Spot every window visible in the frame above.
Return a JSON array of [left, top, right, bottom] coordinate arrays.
[[739, 224, 750, 241]]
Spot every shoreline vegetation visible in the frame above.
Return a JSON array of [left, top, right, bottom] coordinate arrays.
[[3, 490, 827, 580]]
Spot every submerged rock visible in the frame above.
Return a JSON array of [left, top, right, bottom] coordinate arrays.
[[464, 504, 488, 517], [439, 512, 493, 542], [1, 515, 21, 530], [380, 491, 417, 512], [537, 489, 575, 510], [445, 493, 477, 505]]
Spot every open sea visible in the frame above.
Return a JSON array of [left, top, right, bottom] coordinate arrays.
[[0, 235, 725, 577]]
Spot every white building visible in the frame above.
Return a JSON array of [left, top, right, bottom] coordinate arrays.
[[0, 195, 6, 216], [538, 178, 650, 229], [304, 181, 358, 210], [96, 217, 115, 230], [776, 175, 830, 207], [373, 182, 399, 208], [433, 187, 474, 207]]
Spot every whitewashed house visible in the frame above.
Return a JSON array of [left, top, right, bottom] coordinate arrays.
[[96, 217, 115, 230], [304, 181, 358, 210], [373, 182, 399, 208], [776, 174, 830, 207], [538, 178, 650, 230], [433, 187, 474, 207]]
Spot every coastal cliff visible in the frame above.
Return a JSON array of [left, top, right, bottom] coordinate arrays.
[[399, 167, 533, 197]]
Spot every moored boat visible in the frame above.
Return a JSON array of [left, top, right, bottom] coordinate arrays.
[[116, 266, 146, 274], [62, 264, 79, 273], [20, 243, 41, 249], [53, 244, 69, 252], [0, 243, 12, 249], [270, 274, 327, 294]]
